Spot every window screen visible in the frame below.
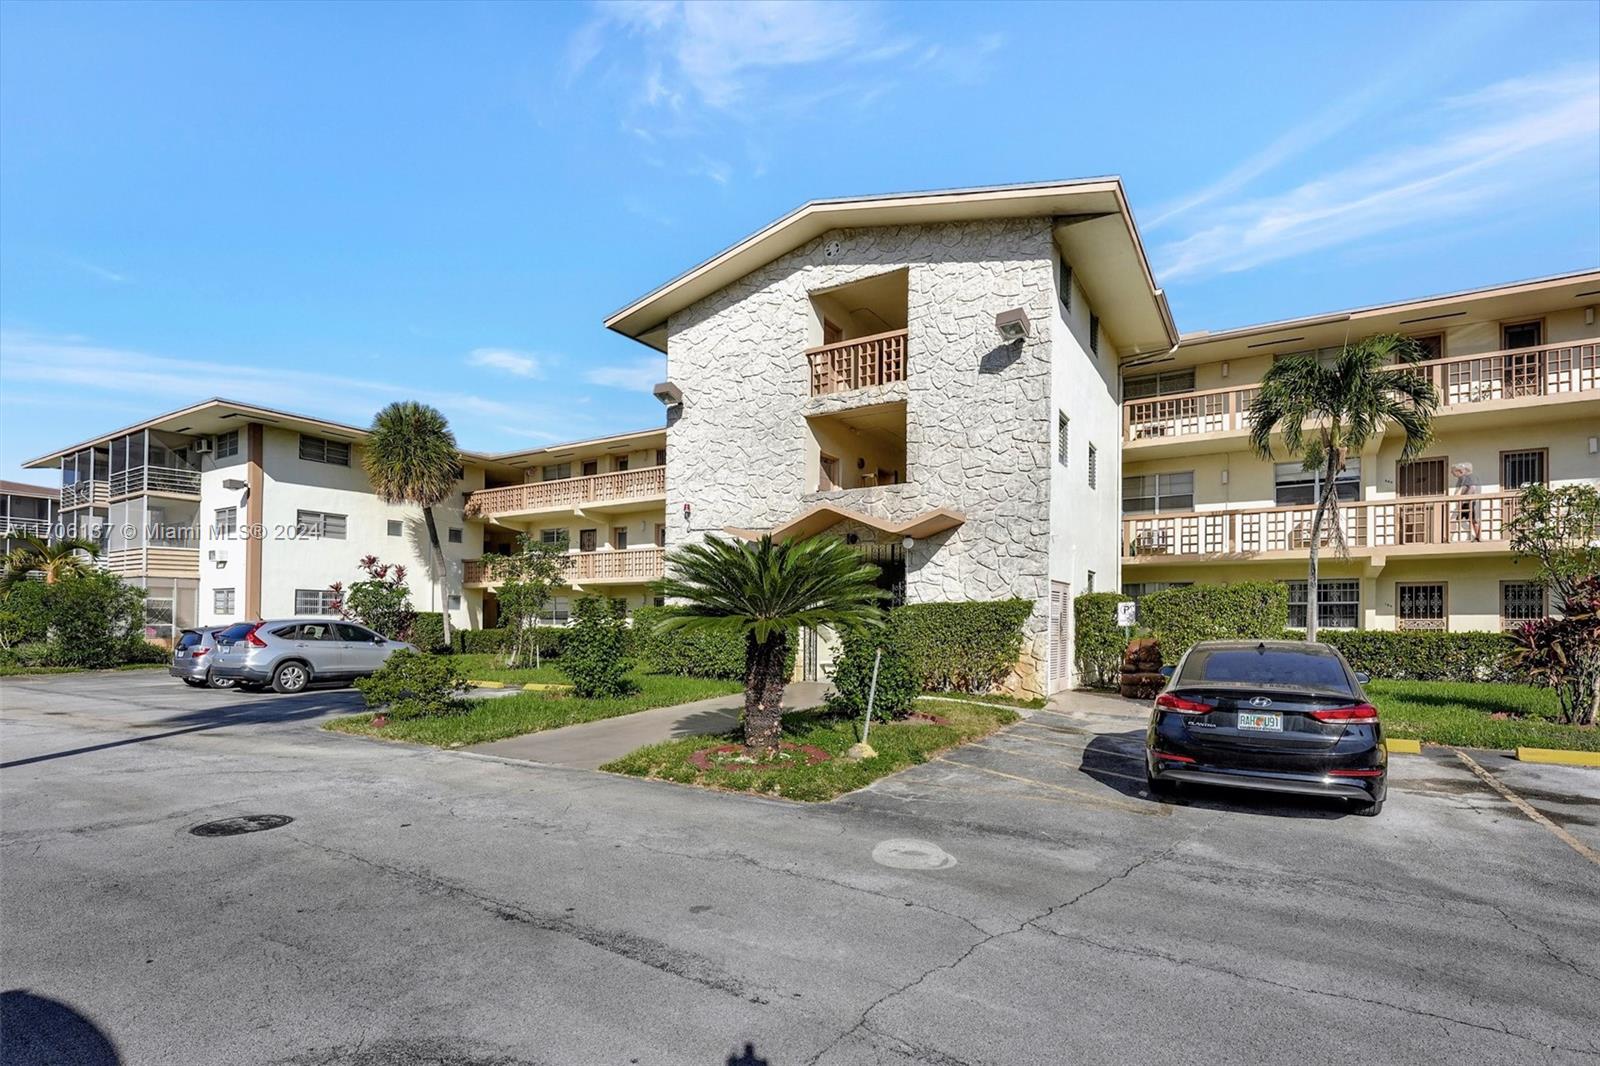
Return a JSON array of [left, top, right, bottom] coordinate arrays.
[[213, 588, 236, 615], [1123, 369, 1196, 401], [214, 507, 237, 536], [294, 589, 339, 615], [1286, 580, 1359, 629], [1275, 459, 1360, 506], [213, 431, 239, 459], [298, 435, 350, 466], [296, 510, 347, 539], [1122, 471, 1194, 514]]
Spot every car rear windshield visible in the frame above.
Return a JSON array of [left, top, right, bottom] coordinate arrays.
[[176, 631, 203, 649], [1179, 647, 1354, 694], [217, 622, 256, 642]]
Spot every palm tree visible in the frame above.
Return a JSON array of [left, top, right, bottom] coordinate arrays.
[[363, 401, 461, 647], [652, 534, 887, 755], [2, 535, 101, 589], [1248, 333, 1437, 640]]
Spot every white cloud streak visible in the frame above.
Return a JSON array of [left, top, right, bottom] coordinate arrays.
[[582, 356, 664, 393], [1153, 68, 1600, 282], [467, 347, 545, 378]]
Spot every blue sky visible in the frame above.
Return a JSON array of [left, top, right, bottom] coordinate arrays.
[[2, 0, 1597, 485]]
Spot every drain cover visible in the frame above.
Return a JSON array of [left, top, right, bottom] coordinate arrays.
[[190, 814, 294, 837]]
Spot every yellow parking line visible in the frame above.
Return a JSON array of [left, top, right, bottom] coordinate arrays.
[[1515, 747, 1600, 768], [1453, 749, 1600, 868], [929, 756, 1158, 815]]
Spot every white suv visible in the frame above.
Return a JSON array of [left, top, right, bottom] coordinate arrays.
[[210, 619, 415, 693]]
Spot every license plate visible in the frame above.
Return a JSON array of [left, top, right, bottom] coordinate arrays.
[[1238, 712, 1282, 731]]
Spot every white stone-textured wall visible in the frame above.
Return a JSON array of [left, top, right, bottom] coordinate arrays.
[[665, 218, 1059, 693]]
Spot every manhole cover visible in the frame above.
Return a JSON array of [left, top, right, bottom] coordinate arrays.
[[190, 814, 294, 837]]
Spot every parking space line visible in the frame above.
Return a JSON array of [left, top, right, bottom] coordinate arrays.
[[929, 756, 1159, 815], [1453, 749, 1600, 867]]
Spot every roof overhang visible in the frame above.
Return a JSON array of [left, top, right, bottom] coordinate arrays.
[[606, 178, 1178, 357], [727, 503, 966, 543]]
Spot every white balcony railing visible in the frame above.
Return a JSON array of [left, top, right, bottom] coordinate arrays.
[[465, 466, 665, 519], [109, 466, 202, 499], [1, 517, 53, 539], [61, 481, 109, 509], [1123, 491, 1524, 558]]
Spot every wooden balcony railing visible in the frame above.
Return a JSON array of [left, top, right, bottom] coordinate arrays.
[[109, 466, 202, 499], [1123, 338, 1599, 443], [61, 481, 109, 509], [465, 466, 666, 518], [464, 546, 665, 586], [807, 329, 908, 396], [1123, 491, 1524, 558]]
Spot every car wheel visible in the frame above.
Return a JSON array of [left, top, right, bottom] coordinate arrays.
[[271, 662, 311, 694], [1146, 774, 1177, 797], [182, 677, 207, 688], [1352, 797, 1384, 817], [208, 673, 238, 690]]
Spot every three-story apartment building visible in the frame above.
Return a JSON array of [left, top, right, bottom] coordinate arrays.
[[0, 480, 58, 557], [605, 180, 1179, 695], [1120, 270, 1600, 632]]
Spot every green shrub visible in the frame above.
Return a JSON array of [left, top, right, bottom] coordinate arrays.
[[3, 642, 52, 668], [354, 649, 468, 719], [122, 639, 169, 664], [41, 571, 147, 669], [632, 606, 746, 678], [0, 581, 51, 648], [827, 627, 917, 720], [560, 597, 636, 698], [455, 627, 509, 654], [1319, 630, 1523, 684], [1141, 582, 1289, 663], [1074, 592, 1132, 689], [409, 612, 448, 654], [893, 599, 1034, 693]]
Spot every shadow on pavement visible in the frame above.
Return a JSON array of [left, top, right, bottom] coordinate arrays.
[[1080, 730, 1352, 820], [667, 706, 740, 739], [0, 688, 363, 770], [1, 989, 122, 1066]]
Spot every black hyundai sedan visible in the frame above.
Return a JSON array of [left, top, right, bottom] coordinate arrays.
[[1145, 640, 1387, 816]]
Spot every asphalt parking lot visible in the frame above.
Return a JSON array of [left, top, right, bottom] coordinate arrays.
[[3, 669, 1597, 1065]]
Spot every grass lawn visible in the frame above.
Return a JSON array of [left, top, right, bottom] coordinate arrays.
[[443, 653, 570, 685], [0, 662, 167, 678], [324, 671, 741, 747], [601, 698, 1020, 802], [1369, 680, 1599, 752]]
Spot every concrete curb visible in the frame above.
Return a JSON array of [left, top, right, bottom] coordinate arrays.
[[1386, 738, 1423, 755], [1516, 746, 1600, 768]]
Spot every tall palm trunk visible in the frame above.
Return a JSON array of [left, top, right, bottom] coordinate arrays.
[[422, 506, 452, 648], [743, 633, 788, 755], [1304, 442, 1345, 643]]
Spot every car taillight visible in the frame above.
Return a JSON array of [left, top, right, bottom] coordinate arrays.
[[1154, 752, 1196, 763], [245, 624, 268, 648], [1327, 768, 1384, 778], [1310, 704, 1379, 724], [192, 647, 209, 657], [1155, 693, 1213, 715]]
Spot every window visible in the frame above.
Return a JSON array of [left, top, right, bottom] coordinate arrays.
[[542, 463, 571, 482], [1123, 581, 1192, 601], [144, 597, 175, 640], [1085, 571, 1095, 593], [612, 527, 628, 550], [578, 529, 597, 552], [298, 434, 350, 466], [653, 594, 666, 608], [1501, 582, 1546, 629], [615, 457, 629, 472], [1500, 449, 1547, 489], [1087, 444, 1097, 489], [819, 454, 840, 491], [1286, 580, 1360, 629], [1122, 471, 1194, 514], [1277, 345, 1345, 368], [294, 588, 339, 615], [1502, 320, 1542, 349], [1396, 457, 1446, 498], [540, 597, 571, 625], [447, 527, 463, 544], [1123, 369, 1196, 401], [1397, 583, 1447, 631], [337, 623, 377, 642], [655, 523, 667, 548], [1089, 314, 1101, 356], [1275, 459, 1360, 506], [447, 594, 462, 610], [540, 528, 567, 546], [656, 448, 667, 467], [214, 430, 239, 459], [296, 510, 347, 539], [214, 506, 237, 536], [214, 588, 236, 615], [1057, 413, 1070, 467], [276, 622, 337, 640], [581, 460, 598, 477], [1059, 258, 1073, 314], [387, 519, 403, 537], [1409, 334, 1444, 361]]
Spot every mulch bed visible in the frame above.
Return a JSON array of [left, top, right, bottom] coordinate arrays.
[[688, 742, 832, 771]]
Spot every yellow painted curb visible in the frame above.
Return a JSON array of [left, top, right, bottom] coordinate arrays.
[[466, 679, 506, 689], [1386, 738, 1422, 755], [1516, 747, 1600, 768], [521, 682, 572, 692]]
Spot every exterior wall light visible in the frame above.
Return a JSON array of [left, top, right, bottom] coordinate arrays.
[[652, 381, 683, 408], [902, 535, 915, 549], [994, 308, 1031, 343]]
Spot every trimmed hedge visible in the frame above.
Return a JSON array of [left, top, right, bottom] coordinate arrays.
[[1141, 582, 1289, 663], [1317, 630, 1524, 684], [893, 598, 1034, 693], [1074, 592, 1132, 690], [827, 628, 917, 720], [632, 606, 747, 679], [409, 612, 448, 654]]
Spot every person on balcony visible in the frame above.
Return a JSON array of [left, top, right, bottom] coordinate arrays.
[[1452, 461, 1481, 541]]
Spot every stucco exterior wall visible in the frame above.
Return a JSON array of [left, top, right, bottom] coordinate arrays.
[[664, 218, 1065, 695]]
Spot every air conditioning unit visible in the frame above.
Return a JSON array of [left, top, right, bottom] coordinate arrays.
[[208, 549, 229, 565], [193, 438, 214, 455]]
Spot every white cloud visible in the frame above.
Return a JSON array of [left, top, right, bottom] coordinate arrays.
[[1153, 68, 1600, 282], [583, 357, 664, 392], [61, 256, 130, 284], [467, 347, 545, 378]]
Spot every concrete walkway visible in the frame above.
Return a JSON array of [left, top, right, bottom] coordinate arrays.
[[466, 680, 831, 769]]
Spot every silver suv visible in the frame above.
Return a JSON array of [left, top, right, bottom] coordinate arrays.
[[210, 619, 416, 694], [169, 628, 237, 689]]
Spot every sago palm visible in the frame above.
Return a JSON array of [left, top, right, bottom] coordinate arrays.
[[2, 535, 100, 589], [1248, 333, 1437, 640], [363, 402, 461, 646], [652, 534, 886, 755]]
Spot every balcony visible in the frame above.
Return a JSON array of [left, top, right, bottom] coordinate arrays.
[[1123, 491, 1524, 562], [464, 546, 665, 587], [109, 466, 202, 500], [465, 466, 666, 521], [1123, 338, 1599, 448], [1, 517, 53, 539], [807, 329, 908, 396], [61, 480, 109, 509], [102, 546, 200, 578]]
